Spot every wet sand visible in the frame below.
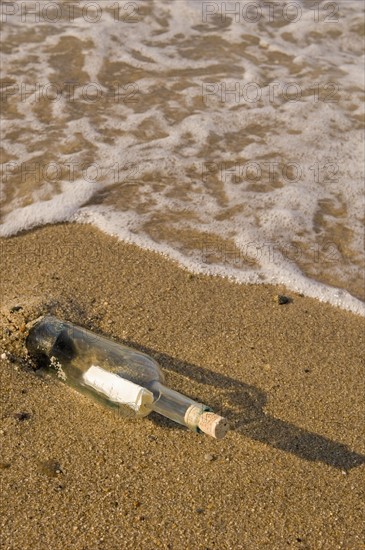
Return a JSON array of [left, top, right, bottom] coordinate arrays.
[[1, 223, 364, 549]]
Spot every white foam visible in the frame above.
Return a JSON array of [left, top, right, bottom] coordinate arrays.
[[69, 204, 365, 316], [0, 180, 99, 237]]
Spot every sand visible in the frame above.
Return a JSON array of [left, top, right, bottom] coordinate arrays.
[[1, 223, 364, 550]]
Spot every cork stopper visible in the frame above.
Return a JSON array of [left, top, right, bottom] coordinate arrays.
[[198, 412, 229, 440]]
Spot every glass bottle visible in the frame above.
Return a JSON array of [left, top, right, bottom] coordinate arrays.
[[26, 316, 229, 439]]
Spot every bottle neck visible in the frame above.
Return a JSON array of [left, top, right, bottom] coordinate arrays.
[[149, 381, 211, 432]]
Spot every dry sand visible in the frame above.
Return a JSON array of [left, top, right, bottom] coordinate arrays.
[[1, 223, 364, 550]]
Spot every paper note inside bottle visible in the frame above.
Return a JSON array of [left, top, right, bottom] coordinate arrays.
[[83, 365, 154, 414]]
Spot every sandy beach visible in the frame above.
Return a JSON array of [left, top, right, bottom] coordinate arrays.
[[1, 223, 364, 549]]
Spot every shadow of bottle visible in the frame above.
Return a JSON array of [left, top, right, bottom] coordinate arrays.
[[125, 340, 365, 472]]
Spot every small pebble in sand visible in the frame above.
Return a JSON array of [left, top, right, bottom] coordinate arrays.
[[1, 353, 7, 360], [10, 305, 23, 313], [14, 412, 31, 421], [41, 460, 63, 478], [204, 453, 215, 462], [274, 294, 291, 305]]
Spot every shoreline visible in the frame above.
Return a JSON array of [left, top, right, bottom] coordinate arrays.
[[1, 222, 364, 549], [2, 219, 364, 315]]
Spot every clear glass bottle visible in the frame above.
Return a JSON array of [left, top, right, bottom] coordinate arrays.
[[26, 316, 229, 439]]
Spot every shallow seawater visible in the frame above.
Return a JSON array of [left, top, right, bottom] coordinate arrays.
[[1, 0, 364, 313]]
